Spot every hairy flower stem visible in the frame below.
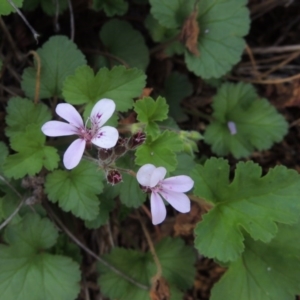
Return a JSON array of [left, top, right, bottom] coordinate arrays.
[[136, 211, 162, 281], [45, 202, 149, 291]]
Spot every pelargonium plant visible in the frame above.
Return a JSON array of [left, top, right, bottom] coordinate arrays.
[[1, 1, 300, 300]]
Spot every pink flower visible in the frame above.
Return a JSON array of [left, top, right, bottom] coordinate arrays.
[[42, 99, 119, 169], [137, 164, 194, 225]]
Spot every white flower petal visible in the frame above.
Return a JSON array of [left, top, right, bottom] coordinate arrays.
[[41, 121, 77, 136], [91, 99, 116, 127], [91, 126, 119, 149], [159, 190, 191, 213], [63, 139, 86, 169], [161, 176, 194, 192], [150, 167, 166, 188], [151, 192, 167, 225], [56, 103, 84, 128], [136, 164, 156, 186]]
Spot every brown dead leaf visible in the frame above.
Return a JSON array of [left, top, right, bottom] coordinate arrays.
[[150, 277, 170, 300], [174, 203, 202, 236], [180, 8, 200, 57], [140, 87, 153, 98]]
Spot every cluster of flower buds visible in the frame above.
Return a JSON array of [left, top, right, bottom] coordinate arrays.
[[101, 132, 146, 184], [99, 132, 146, 167]]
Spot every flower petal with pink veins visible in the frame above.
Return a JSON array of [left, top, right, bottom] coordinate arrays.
[[91, 126, 118, 149], [56, 103, 84, 128], [136, 164, 156, 187], [41, 121, 77, 136], [161, 176, 194, 192], [151, 192, 167, 225], [63, 138, 86, 169], [91, 99, 116, 128], [150, 167, 166, 188], [159, 190, 191, 213]]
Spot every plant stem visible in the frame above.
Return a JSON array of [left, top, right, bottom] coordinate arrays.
[[137, 211, 162, 281], [45, 203, 149, 291]]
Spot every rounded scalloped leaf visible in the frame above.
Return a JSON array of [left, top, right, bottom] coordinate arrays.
[[100, 19, 149, 71], [204, 82, 288, 158], [191, 158, 300, 262], [149, 0, 194, 29], [44, 161, 104, 221], [0, 0, 23, 15], [184, 0, 250, 79], [21, 35, 86, 99], [92, 0, 128, 16], [62, 65, 146, 114]]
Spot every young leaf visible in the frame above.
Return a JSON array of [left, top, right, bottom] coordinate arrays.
[[45, 160, 104, 221], [135, 131, 183, 172], [204, 83, 288, 158], [149, 0, 194, 29], [163, 72, 193, 122], [185, 0, 250, 79], [211, 221, 300, 300], [22, 35, 86, 99], [0, 214, 80, 300], [191, 158, 300, 262], [98, 237, 195, 300], [62, 65, 146, 116], [5, 97, 51, 138], [0, 0, 23, 15], [134, 96, 169, 137], [3, 124, 60, 179], [100, 19, 149, 71], [92, 0, 128, 16]]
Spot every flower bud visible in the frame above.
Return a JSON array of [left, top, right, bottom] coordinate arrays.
[[106, 170, 122, 185], [114, 137, 127, 157], [98, 148, 114, 162], [127, 132, 146, 150]]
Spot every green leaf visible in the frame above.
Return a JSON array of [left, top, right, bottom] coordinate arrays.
[[45, 160, 104, 221], [100, 19, 149, 71], [149, 0, 194, 29], [134, 96, 169, 137], [5, 97, 51, 138], [135, 131, 183, 172], [184, 0, 250, 79], [3, 125, 60, 179], [211, 221, 300, 300], [191, 158, 300, 262], [0, 0, 23, 15], [154, 237, 196, 290], [172, 153, 195, 176], [0, 214, 80, 300], [41, 0, 68, 15], [204, 83, 288, 158], [117, 173, 146, 208], [4, 213, 58, 254], [84, 192, 115, 229], [0, 142, 8, 173], [163, 72, 192, 122], [62, 65, 146, 115], [98, 237, 195, 300], [22, 36, 86, 99], [145, 14, 179, 43], [92, 0, 128, 16]]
